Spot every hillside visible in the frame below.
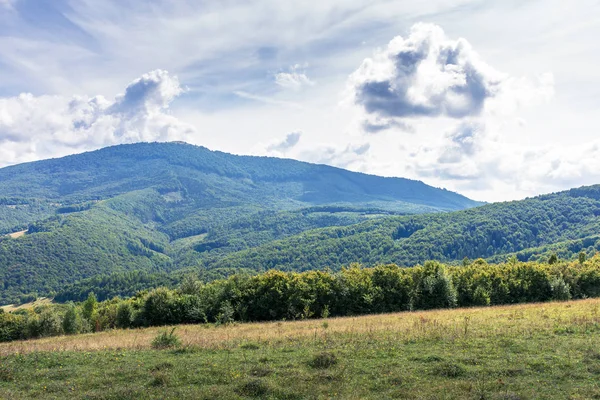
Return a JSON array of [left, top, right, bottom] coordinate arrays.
[[0, 142, 477, 223], [0, 142, 480, 303], [204, 185, 600, 271]]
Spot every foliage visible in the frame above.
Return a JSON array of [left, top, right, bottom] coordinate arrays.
[[3, 145, 600, 307], [116, 302, 135, 329], [81, 293, 97, 322], [206, 186, 600, 272], [62, 303, 83, 335], [151, 328, 181, 349], [3, 257, 600, 343]]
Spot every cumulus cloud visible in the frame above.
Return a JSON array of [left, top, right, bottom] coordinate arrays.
[[345, 23, 573, 200], [349, 23, 553, 129], [404, 119, 600, 199], [275, 64, 315, 90], [266, 131, 302, 153], [0, 70, 194, 166]]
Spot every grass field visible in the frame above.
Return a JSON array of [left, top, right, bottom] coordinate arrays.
[[0, 297, 52, 313], [2, 299, 600, 399]]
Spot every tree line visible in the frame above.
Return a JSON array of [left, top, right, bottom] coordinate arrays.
[[2, 255, 599, 343]]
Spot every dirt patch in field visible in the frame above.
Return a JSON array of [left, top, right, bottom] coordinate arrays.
[[7, 230, 26, 239]]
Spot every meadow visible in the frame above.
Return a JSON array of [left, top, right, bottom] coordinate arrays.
[[2, 298, 600, 399]]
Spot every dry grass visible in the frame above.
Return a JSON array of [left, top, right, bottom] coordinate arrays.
[[7, 230, 26, 239], [0, 297, 52, 313], [2, 298, 600, 357]]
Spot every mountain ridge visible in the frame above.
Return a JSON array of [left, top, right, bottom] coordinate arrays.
[[0, 141, 481, 303]]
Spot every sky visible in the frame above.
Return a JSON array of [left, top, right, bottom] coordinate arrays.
[[0, 0, 599, 202]]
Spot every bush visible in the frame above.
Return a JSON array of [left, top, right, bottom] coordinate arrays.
[[216, 301, 235, 325], [472, 286, 491, 306], [413, 262, 457, 310], [62, 304, 83, 334], [0, 312, 26, 342], [143, 288, 175, 326], [37, 309, 63, 337], [82, 292, 98, 321], [309, 352, 338, 369], [116, 302, 134, 329], [550, 277, 571, 301], [151, 328, 181, 349]]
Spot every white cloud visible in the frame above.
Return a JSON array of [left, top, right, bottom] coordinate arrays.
[[265, 131, 303, 153], [349, 23, 553, 132], [342, 23, 592, 201], [275, 65, 315, 90], [403, 119, 600, 201], [0, 70, 194, 166]]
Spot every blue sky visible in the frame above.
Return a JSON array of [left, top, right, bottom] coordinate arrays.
[[1, 0, 599, 201]]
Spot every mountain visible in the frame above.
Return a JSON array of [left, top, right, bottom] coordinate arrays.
[[0, 142, 481, 303]]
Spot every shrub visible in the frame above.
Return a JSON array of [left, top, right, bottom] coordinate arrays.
[[82, 292, 98, 321], [151, 328, 181, 349], [116, 302, 134, 329], [472, 286, 491, 306], [0, 312, 26, 342], [179, 275, 203, 295], [550, 277, 571, 301], [37, 309, 63, 337], [413, 262, 458, 310], [216, 301, 235, 325], [143, 288, 175, 326], [18, 294, 37, 305], [62, 304, 83, 334], [309, 352, 338, 369]]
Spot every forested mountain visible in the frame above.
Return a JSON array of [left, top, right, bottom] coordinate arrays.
[[0, 141, 477, 228], [1, 142, 599, 305], [203, 186, 600, 272], [0, 142, 480, 303]]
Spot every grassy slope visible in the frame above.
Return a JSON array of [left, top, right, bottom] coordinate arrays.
[[2, 299, 600, 399]]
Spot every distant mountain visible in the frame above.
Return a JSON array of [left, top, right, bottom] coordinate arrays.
[[202, 185, 600, 271], [0, 142, 481, 303]]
